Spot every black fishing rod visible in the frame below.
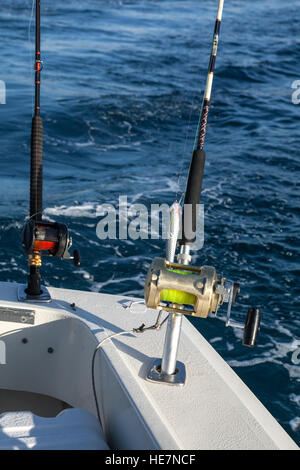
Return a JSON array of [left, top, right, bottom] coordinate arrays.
[[180, 0, 224, 250], [144, 0, 260, 385], [21, 0, 80, 301], [30, 0, 43, 222]]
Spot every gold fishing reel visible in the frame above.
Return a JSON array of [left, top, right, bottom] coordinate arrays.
[[145, 257, 229, 318], [144, 257, 260, 347]]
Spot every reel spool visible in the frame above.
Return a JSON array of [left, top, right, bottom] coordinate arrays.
[[22, 219, 81, 266], [145, 257, 260, 347]]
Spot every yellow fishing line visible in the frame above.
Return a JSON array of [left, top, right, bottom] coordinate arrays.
[[161, 269, 196, 305]]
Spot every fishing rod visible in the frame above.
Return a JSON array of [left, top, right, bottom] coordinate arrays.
[[144, 0, 260, 385], [20, 0, 80, 302], [31, 0, 43, 223], [180, 0, 224, 257]]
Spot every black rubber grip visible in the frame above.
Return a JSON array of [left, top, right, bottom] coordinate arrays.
[[243, 308, 260, 347], [181, 149, 206, 245], [73, 249, 81, 267], [30, 115, 43, 221]]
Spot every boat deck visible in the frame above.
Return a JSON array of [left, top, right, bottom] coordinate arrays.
[[0, 282, 297, 450]]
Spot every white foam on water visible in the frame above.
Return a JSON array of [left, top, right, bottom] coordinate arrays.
[[0, 221, 22, 231], [75, 141, 95, 148], [283, 363, 300, 381], [290, 394, 300, 406], [228, 337, 300, 369], [90, 272, 144, 293], [44, 203, 98, 218], [75, 269, 94, 282], [289, 417, 300, 432], [210, 337, 223, 344]]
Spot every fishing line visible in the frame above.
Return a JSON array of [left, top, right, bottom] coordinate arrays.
[[178, 0, 224, 248], [176, 0, 224, 204], [175, 93, 198, 204], [91, 309, 168, 426], [176, 71, 206, 203]]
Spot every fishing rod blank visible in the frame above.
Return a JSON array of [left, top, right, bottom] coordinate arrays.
[[21, 0, 80, 301], [30, 0, 43, 223], [26, 0, 43, 297], [181, 0, 224, 248]]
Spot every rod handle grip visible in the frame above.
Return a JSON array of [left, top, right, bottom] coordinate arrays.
[[30, 115, 43, 221], [181, 149, 206, 245]]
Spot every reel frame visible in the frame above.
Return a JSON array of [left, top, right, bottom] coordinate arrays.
[[20, 218, 81, 302], [144, 256, 260, 386], [145, 257, 225, 318]]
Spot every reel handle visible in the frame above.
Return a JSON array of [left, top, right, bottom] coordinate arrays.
[[72, 249, 81, 267], [225, 281, 260, 347], [226, 306, 260, 347], [243, 308, 260, 347]]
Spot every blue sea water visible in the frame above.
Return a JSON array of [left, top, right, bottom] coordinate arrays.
[[0, 0, 299, 445]]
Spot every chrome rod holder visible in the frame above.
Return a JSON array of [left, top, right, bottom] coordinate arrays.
[[160, 245, 190, 379], [147, 358, 186, 386], [18, 284, 51, 303], [146, 245, 190, 386], [161, 312, 183, 376]]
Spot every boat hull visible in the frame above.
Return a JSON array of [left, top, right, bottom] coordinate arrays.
[[0, 282, 297, 450]]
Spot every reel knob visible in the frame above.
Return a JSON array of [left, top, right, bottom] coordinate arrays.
[[224, 281, 260, 347], [243, 308, 260, 347], [72, 249, 81, 267]]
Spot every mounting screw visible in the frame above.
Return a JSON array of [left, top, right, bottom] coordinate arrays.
[[195, 281, 203, 290], [47, 347, 54, 354]]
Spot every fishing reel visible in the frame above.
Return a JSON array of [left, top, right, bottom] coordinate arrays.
[[145, 257, 260, 347], [22, 219, 81, 266]]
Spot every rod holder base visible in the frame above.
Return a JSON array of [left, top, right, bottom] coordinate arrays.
[[146, 358, 186, 386], [18, 284, 51, 303]]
